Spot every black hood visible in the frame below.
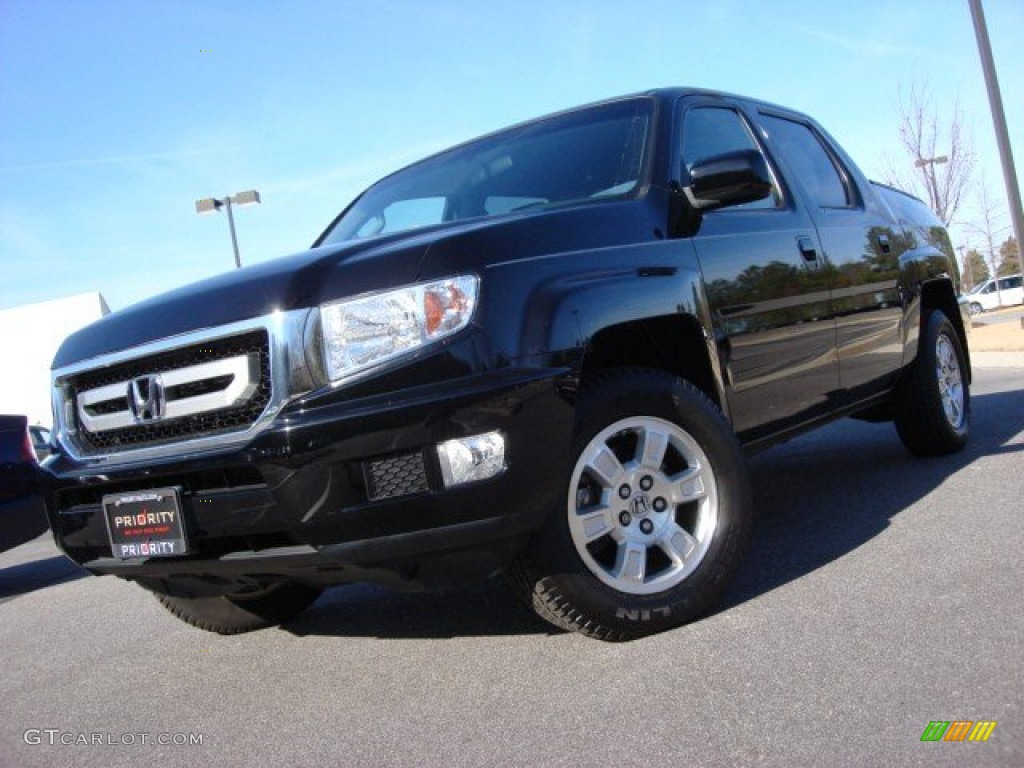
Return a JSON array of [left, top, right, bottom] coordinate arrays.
[[52, 199, 660, 370], [52, 234, 429, 369]]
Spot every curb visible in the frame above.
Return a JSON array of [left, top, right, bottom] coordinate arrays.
[[970, 350, 1024, 368]]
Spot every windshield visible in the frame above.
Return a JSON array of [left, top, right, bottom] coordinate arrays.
[[318, 98, 652, 245]]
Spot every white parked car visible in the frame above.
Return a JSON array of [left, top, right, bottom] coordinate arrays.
[[966, 274, 1023, 315]]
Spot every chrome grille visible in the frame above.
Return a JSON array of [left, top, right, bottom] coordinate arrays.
[[67, 330, 271, 455]]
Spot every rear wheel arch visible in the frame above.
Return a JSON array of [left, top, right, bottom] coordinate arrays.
[[919, 278, 971, 382], [894, 308, 970, 456]]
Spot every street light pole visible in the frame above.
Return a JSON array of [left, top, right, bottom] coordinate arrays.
[[223, 196, 241, 269], [915, 155, 948, 222], [968, 0, 1024, 276], [195, 190, 261, 269]]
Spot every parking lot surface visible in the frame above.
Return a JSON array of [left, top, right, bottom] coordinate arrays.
[[1, 365, 1021, 768]]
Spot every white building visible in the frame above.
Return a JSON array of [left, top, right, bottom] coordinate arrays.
[[0, 292, 110, 426]]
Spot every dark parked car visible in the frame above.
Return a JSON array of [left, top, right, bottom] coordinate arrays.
[[43, 88, 970, 639], [29, 425, 51, 462], [1, 415, 48, 552]]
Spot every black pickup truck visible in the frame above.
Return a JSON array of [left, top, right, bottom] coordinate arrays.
[[43, 88, 970, 640]]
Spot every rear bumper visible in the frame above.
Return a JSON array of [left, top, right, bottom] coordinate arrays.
[[43, 366, 574, 590]]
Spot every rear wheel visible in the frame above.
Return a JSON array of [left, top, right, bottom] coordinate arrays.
[[152, 580, 323, 635], [894, 309, 970, 457], [508, 369, 751, 641]]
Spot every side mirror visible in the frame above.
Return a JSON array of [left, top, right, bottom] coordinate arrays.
[[684, 150, 774, 211]]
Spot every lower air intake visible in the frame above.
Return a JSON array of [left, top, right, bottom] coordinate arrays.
[[364, 452, 429, 501]]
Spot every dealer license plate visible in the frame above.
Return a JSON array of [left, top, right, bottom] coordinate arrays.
[[102, 488, 188, 559]]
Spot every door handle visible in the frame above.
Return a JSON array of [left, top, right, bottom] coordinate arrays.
[[797, 236, 818, 262]]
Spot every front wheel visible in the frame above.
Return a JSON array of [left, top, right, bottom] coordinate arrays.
[[508, 369, 752, 641], [969, 302, 982, 316], [151, 580, 323, 635], [894, 310, 970, 457]]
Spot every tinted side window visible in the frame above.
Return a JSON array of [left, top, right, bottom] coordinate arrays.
[[681, 107, 778, 209], [762, 115, 850, 208]]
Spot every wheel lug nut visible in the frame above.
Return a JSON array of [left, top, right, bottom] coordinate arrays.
[[639, 519, 654, 534], [640, 475, 653, 491], [619, 511, 632, 526], [618, 484, 631, 499], [653, 497, 667, 512]]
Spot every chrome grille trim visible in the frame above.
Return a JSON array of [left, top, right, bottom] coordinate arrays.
[[76, 353, 260, 433], [52, 309, 316, 467]]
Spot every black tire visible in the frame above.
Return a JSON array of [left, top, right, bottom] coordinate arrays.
[[969, 302, 982, 317], [508, 368, 752, 641], [152, 581, 323, 635], [894, 309, 970, 457]]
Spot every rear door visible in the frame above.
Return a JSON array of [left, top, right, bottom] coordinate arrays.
[[676, 99, 838, 441], [756, 113, 905, 398]]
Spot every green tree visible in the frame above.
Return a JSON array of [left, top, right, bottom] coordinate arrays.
[[964, 248, 989, 288], [998, 237, 1020, 277]]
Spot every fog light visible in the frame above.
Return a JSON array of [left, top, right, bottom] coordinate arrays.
[[437, 432, 506, 488]]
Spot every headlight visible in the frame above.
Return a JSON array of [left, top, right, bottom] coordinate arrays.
[[320, 275, 479, 383]]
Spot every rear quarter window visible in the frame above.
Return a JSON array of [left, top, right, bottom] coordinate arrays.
[[761, 115, 851, 209]]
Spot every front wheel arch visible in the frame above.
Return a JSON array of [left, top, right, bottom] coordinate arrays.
[[580, 315, 725, 414]]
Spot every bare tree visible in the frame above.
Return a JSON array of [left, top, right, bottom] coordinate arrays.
[[883, 83, 976, 227], [968, 182, 1011, 303]]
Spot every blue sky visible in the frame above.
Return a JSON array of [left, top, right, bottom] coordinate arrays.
[[2, 0, 1022, 312]]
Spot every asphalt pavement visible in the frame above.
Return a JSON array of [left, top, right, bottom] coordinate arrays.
[[975, 306, 1023, 326], [1, 364, 1021, 768]]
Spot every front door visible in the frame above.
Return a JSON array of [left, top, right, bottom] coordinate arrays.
[[677, 101, 839, 440]]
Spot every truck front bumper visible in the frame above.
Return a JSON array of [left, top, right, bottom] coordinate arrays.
[[43, 367, 574, 592]]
